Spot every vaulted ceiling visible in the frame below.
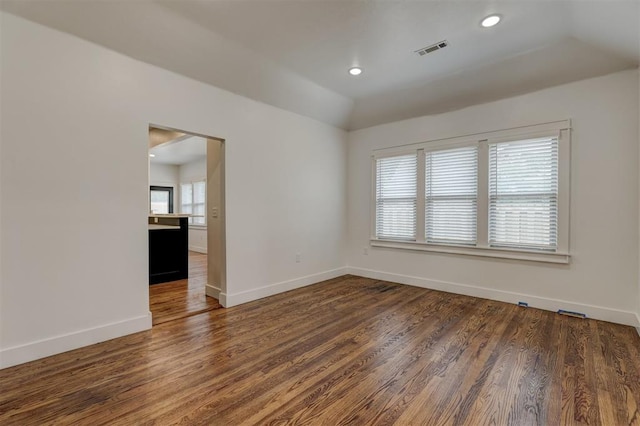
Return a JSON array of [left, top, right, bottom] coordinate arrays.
[[2, 0, 638, 130]]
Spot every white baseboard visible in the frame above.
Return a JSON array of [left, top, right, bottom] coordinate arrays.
[[189, 246, 207, 254], [0, 312, 152, 369], [218, 292, 228, 307], [205, 284, 221, 301], [223, 267, 348, 307], [636, 314, 640, 337], [348, 267, 640, 328]]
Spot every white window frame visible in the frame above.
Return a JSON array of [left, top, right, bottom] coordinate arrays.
[[370, 120, 571, 264]]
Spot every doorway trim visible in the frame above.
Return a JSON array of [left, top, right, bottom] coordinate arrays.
[[148, 124, 227, 307]]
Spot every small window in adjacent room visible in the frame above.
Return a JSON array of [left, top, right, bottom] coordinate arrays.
[[371, 121, 570, 263], [150, 186, 174, 214], [181, 180, 206, 225]]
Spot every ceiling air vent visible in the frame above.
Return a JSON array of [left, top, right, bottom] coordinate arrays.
[[415, 40, 449, 56]]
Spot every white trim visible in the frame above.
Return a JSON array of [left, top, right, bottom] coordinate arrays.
[[347, 267, 639, 327], [370, 156, 376, 240], [636, 314, 640, 337], [557, 128, 571, 254], [223, 267, 348, 307], [205, 284, 221, 300], [415, 149, 426, 243], [371, 120, 571, 260], [476, 141, 489, 248], [189, 245, 207, 254], [373, 147, 417, 159], [0, 313, 152, 369], [373, 120, 571, 156], [371, 239, 570, 264], [218, 292, 228, 307]]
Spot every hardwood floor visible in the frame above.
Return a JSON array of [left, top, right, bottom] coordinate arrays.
[[149, 251, 222, 325], [1, 275, 639, 425]]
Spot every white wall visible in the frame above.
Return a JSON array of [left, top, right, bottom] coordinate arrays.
[[0, 12, 347, 368], [149, 162, 179, 211], [178, 156, 208, 253], [179, 157, 206, 183], [348, 69, 640, 327], [187, 228, 207, 254]]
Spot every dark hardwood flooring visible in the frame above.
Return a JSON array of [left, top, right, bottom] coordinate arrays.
[[1, 275, 640, 425], [149, 251, 221, 325]]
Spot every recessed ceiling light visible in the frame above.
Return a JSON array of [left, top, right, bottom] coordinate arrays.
[[348, 67, 363, 76], [149, 154, 156, 157], [481, 14, 501, 28]]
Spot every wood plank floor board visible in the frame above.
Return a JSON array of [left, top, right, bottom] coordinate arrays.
[[448, 307, 535, 426], [408, 302, 516, 426], [236, 288, 471, 426], [135, 281, 439, 424], [1, 275, 639, 425], [67, 279, 421, 424], [149, 251, 222, 326], [594, 321, 640, 425], [566, 317, 600, 425]]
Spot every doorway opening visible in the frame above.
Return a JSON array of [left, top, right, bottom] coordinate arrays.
[[147, 126, 226, 325]]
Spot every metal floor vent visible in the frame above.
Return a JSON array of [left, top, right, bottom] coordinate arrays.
[[415, 40, 449, 56]]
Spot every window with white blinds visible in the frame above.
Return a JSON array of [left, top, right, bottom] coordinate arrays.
[[181, 180, 206, 226], [489, 137, 558, 251], [371, 120, 569, 262], [375, 154, 417, 240], [425, 146, 478, 245]]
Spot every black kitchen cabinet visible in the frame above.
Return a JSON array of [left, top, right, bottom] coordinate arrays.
[[149, 216, 189, 285]]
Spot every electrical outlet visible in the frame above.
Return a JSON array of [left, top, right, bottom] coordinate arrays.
[[295, 253, 301, 263], [211, 207, 218, 218], [363, 247, 369, 255]]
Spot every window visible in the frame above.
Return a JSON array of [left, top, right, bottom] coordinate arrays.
[[425, 146, 477, 245], [150, 186, 173, 214], [181, 180, 206, 225], [371, 121, 570, 263], [375, 154, 417, 240], [489, 137, 558, 251]]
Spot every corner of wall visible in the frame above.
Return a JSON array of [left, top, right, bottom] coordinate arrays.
[[223, 267, 348, 308], [205, 284, 221, 301]]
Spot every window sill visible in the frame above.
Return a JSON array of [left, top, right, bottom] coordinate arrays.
[[189, 225, 207, 230], [370, 239, 570, 264]]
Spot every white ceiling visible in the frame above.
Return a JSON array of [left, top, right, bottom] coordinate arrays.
[[2, 1, 638, 130], [150, 136, 206, 166]]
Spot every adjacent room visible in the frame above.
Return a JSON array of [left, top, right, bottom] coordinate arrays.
[[148, 128, 223, 325], [0, 0, 639, 424]]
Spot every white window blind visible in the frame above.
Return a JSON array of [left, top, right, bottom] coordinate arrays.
[[192, 181, 206, 226], [375, 154, 417, 240], [489, 137, 558, 251], [181, 183, 193, 215], [181, 180, 206, 226], [425, 146, 478, 245]]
